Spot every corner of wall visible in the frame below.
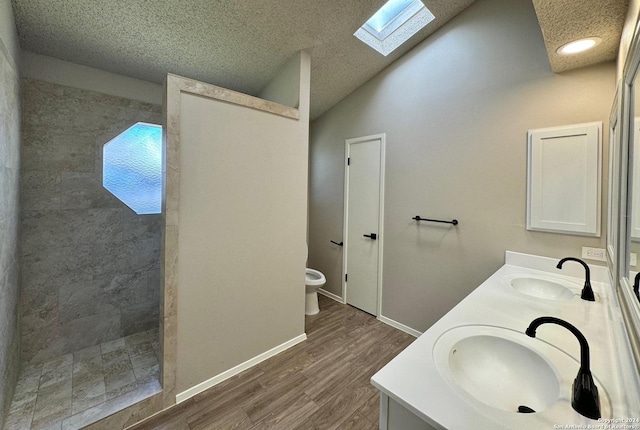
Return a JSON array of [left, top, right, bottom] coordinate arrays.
[[259, 51, 306, 111], [20, 51, 163, 106], [0, 0, 21, 426], [0, 0, 19, 66], [298, 50, 311, 125]]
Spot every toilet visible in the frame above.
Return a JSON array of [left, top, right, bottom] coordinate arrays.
[[305, 268, 326, 315]]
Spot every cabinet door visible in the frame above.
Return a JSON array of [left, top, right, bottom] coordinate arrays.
[[527, 122, 601, 236], [381, 394, 439, 430]]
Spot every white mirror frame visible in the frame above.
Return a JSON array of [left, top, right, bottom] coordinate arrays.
[[618, 27, 640, 372], [608, 84, 621, 277]]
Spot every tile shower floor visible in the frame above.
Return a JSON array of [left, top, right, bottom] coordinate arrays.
[[4, 329, 161, 430]]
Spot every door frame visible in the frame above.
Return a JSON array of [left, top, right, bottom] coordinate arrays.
[[343, 133, 386, 316]]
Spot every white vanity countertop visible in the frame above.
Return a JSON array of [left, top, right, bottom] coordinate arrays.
[[371, 251, 640, 429]]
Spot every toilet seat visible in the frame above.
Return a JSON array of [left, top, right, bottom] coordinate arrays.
[[305, 268, 326, 286], [305, 268, 326, 315]]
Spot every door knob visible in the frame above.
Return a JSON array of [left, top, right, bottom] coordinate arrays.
[[363, 233, 377, 240]]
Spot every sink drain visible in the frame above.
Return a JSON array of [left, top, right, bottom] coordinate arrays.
[[517, 405, 536, 413]]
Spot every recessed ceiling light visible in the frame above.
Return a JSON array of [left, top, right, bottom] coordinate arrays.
[[556, 37, 602, 55], [354, 0, 434, 56]]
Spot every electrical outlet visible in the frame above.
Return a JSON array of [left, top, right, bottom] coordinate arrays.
[[631, 253, 637, 267], [581, 247, 606, 262]]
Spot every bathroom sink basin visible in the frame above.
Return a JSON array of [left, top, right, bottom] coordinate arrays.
[[433, 326, 612, 416], [503, 275, 575, 301], [433, 326, 561, 413]]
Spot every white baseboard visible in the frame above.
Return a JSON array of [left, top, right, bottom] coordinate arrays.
[[378, 315, 421, 338], [318, 291, 420, 338], [318, 288, 345, 303], [175, 333, 307, 403]]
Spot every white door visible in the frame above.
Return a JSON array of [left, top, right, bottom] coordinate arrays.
[[344, 134, 385, 315]]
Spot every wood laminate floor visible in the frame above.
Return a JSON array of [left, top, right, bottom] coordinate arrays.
[[128, 295, 415, 430]]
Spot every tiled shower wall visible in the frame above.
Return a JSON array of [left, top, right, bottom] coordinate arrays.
[[0, 33, 22, 429], [20, 78, 162, 364]]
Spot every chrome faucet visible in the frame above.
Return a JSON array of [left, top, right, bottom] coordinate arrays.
[[526, 316, 600, 420], [557, 257, 595, 301]]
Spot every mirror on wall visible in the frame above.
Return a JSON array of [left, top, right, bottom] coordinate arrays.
[[616, 31, 640, 370], [631, 82, 640, 284], [608, 90, 620, 275]]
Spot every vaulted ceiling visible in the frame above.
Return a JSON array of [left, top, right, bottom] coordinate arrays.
[[10, 0, 629, 120], [532, 0, 629, 73]]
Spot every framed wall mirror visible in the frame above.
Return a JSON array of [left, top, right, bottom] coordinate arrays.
[[631, 78, 640, 280], [608, 84, 621, 278], [617, 26, 640, 371]]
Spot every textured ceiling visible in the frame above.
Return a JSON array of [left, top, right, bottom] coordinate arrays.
[[10, 0, 475, 119], [532, 0, 629, 73], [10, 1, 631, 118]]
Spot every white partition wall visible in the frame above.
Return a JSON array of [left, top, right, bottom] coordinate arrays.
[[162, 51, 310, 402]]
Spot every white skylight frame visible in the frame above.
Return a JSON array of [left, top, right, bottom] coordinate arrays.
[[354, 0, 435, 56]]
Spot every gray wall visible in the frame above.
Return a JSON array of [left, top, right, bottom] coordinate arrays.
[[259, 51, 302, 108], [20, 78, 162, 364], [308, 0, 616, 332], [0, 0, 21, 426], [21, 51, 163, 106]]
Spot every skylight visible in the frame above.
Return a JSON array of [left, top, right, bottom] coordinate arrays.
[[355, 0, 434, 56], [365, 0, 415, 33]]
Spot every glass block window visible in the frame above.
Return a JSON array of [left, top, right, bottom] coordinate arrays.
[[103, 122, 162, 215]]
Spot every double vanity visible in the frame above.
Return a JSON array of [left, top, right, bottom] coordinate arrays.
[[372, 252, 640, 429]]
